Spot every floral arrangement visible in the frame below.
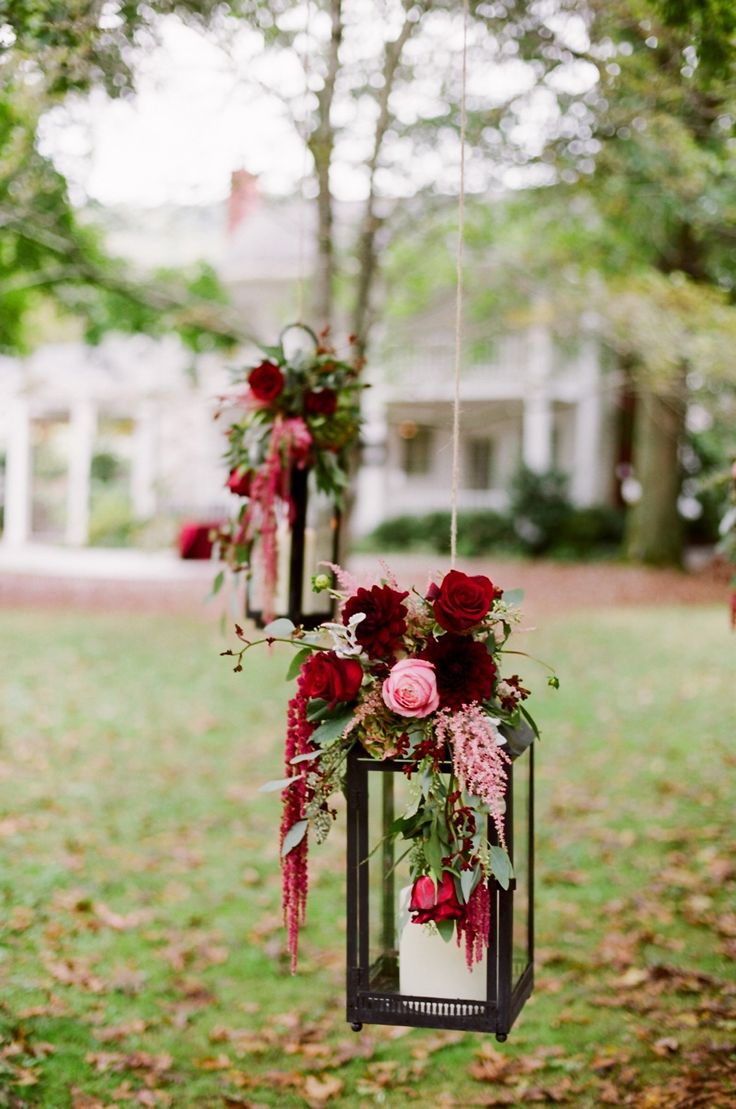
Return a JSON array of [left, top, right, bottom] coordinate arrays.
[[224, 564, 554, 973], [215, 325, 363, 620]]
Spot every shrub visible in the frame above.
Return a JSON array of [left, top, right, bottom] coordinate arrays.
[[508, 465, 573, 554]]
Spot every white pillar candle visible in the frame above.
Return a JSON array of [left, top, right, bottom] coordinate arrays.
[[274, 515, 290, 615], [301, 526, 316, 614], [398, 886, 487, 1001]]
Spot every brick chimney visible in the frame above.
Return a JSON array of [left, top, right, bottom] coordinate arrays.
[[227, 169, 258, 234]]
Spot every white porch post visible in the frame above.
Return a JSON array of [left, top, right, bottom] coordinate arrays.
[[65, 398, 96, 546], [3, 398, 32, 547], [571, 336, 603, 506], [131, 400, 157, 520], [522, 323, 553, 473]]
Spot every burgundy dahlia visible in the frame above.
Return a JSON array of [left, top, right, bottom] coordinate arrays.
[[421, 633, 496, 711], [342, 584, 409, 662], [304, 388, 338, 417]]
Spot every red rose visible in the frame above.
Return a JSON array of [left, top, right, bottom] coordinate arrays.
[[226, 467, 253, 497], [421, 633, 496, 711], [409, 873, 464, 925], [301, 651, 363, 707], [248, 360, 284, 404], [304, 388, 338, 417], [342, 584, 409, 662], [432, 569, 499, 633]]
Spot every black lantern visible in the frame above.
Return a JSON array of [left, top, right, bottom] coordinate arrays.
[[345, 736, 534, 1040], [245, 464, 341, 629], [244, 323, 346, 630]]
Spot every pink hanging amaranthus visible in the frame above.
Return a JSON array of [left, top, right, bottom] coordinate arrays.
[[436, 704, 510, 851], [281, 663, 316, 972]]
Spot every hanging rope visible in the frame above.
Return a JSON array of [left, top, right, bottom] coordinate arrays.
[[295, 0, 313, 323], [450, 0, 469, 568]]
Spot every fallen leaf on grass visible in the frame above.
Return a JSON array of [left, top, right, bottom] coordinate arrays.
[[652, 1037, 680, 1056], [303, 1073, 344, 1106], [7, 905, 36, 932], [71, 1090, 107, 1108], [411, 1030, 465, 1059], [95, 1019, 149, 1043], [45, 957, 106, 993], [195, 1053, 232, 1071], [85, 1050, 173, 1076], [209, 1026, 271, 1055], [94, 903, 155, 931]]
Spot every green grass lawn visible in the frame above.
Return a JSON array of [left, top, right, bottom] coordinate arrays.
[[0, 605, 734, 1107]]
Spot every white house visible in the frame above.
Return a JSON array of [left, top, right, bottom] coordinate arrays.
[[0, 172, 619, 550]]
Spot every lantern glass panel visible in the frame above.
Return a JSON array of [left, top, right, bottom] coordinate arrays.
[[511, 749, 531, 988], [246, 469, 337, 624], [366, 770, 413, 992]]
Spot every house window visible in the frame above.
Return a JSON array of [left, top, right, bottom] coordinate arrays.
[[399, 423, 433, 476], [466, 436, 495, 490]]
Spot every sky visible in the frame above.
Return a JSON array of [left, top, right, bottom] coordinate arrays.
[[36, 12, 580, 210], [39, 20, 306, 207]]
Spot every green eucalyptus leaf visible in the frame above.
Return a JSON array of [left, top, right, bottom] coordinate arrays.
[[306, 699, 328, 722], [263, 617, 296, 638], [310, 710, 354, 746], [460, 866, 480, 902], [490, 846, 514, 890], [502, 588, 524, 606], [285, 647, 312, 682], [436, 919, 456, 944], [290, 750, 322, 765], [259, 777, 297, 793], [281, 819, 308, 858]]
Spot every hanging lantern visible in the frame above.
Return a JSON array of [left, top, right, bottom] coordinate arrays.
[[345, 720, 534, 1039], [217, 323, 363, 629], [223, 564, 549, 1037]]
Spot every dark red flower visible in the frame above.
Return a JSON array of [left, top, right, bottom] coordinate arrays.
[[409, 873, 464, 924], [421, 633, 496, 710], [248, 360, 284, 404], [342, 584, 409, 661], [304, 388, 338, 417], [432, 569, 500, 633], [301, 651, 363, 707], [227, 467, 253, 497]]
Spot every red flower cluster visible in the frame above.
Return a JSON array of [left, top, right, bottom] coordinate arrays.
[[421, 633, 496, 710], [429, 569, 500, 632], [301, 651, 362, 707], [227, 467, 253, 497], [409, 873, 464, 924], [342, 584, 409, 661], [248, 361, 284, 404], [305, 388, 338, 417]]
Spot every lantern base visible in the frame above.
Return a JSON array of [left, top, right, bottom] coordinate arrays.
[[350, 1022, 363, 1033]]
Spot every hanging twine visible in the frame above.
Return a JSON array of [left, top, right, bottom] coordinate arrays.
[[295, 0, 313, 323], [450, 0, 469, 568]]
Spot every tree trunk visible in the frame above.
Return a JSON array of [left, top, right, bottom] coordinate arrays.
[[308, 0, 343, 330], [624, 378, 687, 566]]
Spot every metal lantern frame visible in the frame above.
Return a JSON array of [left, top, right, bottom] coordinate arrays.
[[245, 463, 341, 630], [345, 742, 534, 1040]]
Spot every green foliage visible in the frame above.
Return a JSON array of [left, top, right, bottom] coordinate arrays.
[[508, 466, 574, 556], [363, 481, 626, 560]]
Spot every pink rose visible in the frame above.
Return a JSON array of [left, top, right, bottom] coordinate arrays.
[[381, 658, 439, 718]]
